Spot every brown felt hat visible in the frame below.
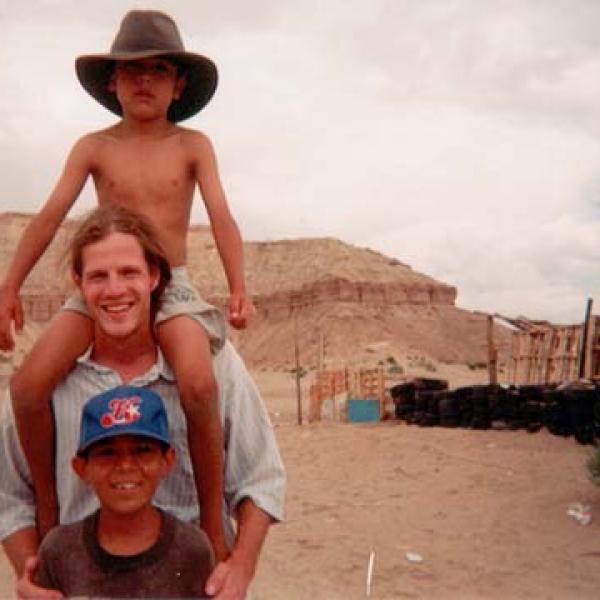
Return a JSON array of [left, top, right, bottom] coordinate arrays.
[[75, 10, 218, 122]]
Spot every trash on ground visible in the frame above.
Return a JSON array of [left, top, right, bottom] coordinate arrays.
[[405, 551, 424, 563], [366, 550, 375, 597], [567, 502, 592, 526]]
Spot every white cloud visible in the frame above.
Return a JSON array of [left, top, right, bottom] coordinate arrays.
[[1, 0, 600, 323]]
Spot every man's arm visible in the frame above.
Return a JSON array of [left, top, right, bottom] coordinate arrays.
[[209, 343, 286, 598], [2, 532, 63, 600], [217, 342, 286, 524], [2, 527, 39, 576], [205, 499, 273, 600], [190, 132, 251, 329], [0, 135, 93, 350], [3, 530, 63, 599]]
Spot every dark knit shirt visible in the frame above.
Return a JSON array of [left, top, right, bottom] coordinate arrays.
[[35, 509, 214, 598]]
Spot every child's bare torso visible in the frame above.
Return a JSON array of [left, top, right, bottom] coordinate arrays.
[[88, 124, 198, 266]]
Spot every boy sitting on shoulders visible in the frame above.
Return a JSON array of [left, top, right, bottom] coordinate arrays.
[[35, 384, 214, 598]]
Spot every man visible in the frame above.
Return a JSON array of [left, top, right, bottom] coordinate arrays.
[[0, 205, 285, 599]]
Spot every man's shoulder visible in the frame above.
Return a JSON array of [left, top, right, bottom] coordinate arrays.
[[213, 340, 245, 375], [39, 519, 85, 555], [165, 512, 213, 555]]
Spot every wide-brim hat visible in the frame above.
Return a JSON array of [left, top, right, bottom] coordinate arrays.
[[75, 10, 218, 122]]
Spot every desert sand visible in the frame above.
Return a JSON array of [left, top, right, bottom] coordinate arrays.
[[1, 369, 599, 599]]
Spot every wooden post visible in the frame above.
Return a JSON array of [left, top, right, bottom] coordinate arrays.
[[331, 372, 337, 420], [318, 328, 324, 372], [509, 332, 518, 385], [487, 315, 498, 385], [592, 316, 600, 382], [544, 329, 557, 384], [579, 298, 593, 379], [379, 367, 385, 420], [294, 313, 303, 425]]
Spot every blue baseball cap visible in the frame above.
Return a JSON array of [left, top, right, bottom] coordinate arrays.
[[77, 385, 170, 455]]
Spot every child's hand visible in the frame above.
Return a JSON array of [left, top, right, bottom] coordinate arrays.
[[0, 286, 24, 351], [228, 293, 254, 330]]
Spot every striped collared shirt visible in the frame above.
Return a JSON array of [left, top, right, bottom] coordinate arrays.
[[0, 341, 286, 542]]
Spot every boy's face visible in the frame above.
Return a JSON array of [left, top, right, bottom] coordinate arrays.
[[74, 232, 159, 341], [72, 435, 175, 516], [109, 57, 187, 121]]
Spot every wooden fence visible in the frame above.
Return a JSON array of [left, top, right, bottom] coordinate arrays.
[[508, 316, 600, 385], [308, 367, 390, 422]]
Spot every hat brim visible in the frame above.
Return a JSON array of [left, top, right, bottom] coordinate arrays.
[[75, 50, 218, 122], [77, 428, 171, 456]]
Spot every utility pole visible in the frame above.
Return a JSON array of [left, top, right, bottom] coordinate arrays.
[[487, 314, 498, 385], [318, 328, 324, 372], [294, 312, 303, 425], [579, 297, 593, 379]]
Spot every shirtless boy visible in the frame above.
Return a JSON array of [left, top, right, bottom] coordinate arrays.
[[0, 10, 250, 560]]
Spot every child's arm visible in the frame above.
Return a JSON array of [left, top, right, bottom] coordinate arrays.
[[0, 137, 93, 350], [191, 133, 253, 329]]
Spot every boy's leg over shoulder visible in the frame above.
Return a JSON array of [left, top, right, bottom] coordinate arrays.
[[157, 315, 219, 419], [156, 267, 227, 353], [156, 313, 228, 561], [11, 305, 93, 538]]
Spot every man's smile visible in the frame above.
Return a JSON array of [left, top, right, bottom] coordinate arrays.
[[102, 302, 133, 314]]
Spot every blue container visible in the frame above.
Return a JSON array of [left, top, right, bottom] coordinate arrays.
[[347, 398, 380, 422]]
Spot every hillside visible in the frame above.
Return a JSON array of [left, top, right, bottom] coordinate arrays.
[[0, 212, 511, 374]]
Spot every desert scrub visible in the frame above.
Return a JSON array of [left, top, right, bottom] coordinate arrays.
[[586, 447, 600, 487], [468, 361, 488, 371], [407, 354, 437, 373]]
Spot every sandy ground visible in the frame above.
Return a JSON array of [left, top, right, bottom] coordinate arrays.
[[1, 370, 599, 599]]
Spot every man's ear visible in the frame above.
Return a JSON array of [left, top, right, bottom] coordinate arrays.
[[71, 268, 82, 288], [72, 455, 88, 481], [150, 267, 160, 291], [173, 75, 187, 100]]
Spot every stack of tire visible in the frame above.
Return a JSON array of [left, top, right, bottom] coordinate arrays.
[[560, 382, 598, 445], [513, 385, 546, 433], [389, 379, 600, 445], [390, 378, 448, 426]]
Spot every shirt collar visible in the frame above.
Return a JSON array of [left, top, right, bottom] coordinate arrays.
[[76, 345, 176, 383]]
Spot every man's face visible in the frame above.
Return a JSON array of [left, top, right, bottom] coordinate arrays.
[[76, 232, 158, 341], [72, 435, 175, 516], [109, 57, 186, 121]]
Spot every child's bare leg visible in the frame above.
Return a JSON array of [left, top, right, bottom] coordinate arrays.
[[10, 311, 93, 538], [157, 316, 228, 561]]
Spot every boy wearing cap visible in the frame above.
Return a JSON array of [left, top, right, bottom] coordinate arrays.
[[0, 10, 248, 558], [35, 385, 215, 598]]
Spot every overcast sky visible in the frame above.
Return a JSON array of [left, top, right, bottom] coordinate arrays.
[[1, 0, 599, 323]]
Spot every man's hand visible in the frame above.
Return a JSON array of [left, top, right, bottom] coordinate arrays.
[[228, 293, 254, 330], [0, 286, 23, 351], [16, 556, 62, 600], [205, 555, 253, 600]]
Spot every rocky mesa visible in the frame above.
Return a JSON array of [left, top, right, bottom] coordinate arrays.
[[0, 212, 511, 373]]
